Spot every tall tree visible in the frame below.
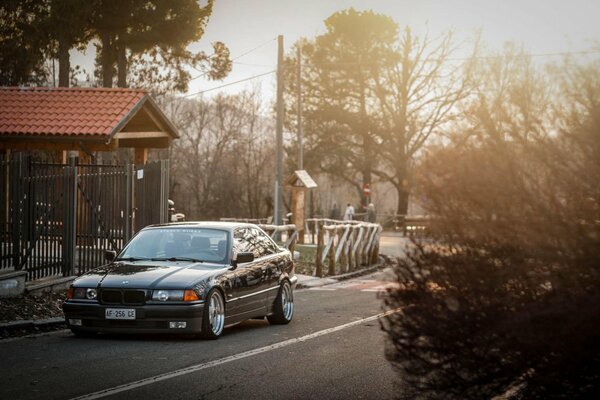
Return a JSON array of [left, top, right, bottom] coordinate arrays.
[[45, 0, 94, 87], [372, 29, 477, 214], [0, 0, 49, 86], [287, 10, 475, 214], [286, 9, 398, 206], [92, 0, 231, 91]]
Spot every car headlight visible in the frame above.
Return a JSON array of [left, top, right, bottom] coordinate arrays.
[[152, 289, 200, 302], [152, 290, 184, 302], [67, 287, 97, 300]]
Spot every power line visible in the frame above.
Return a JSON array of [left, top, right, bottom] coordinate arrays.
[[301, 49, 600, 68], [189, 37, 277, 82], [184, 70, 275, 97], [232, 37, 277, 61]]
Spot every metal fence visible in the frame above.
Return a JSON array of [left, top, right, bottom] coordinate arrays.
[[0, 154, 169, 280]]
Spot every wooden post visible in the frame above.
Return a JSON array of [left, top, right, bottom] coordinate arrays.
[[347, 227, 354, 272], [328, 227, 336, 276], [290, 186, 305, 244], [2, 149, 9, 228], [339, 226, 348, 274], [362, 226, 371, 265], [288, 228, 297, 255], [315, 221, 324, 277], [134, 148, 148, 165], [78, 150, 92, 164], [351, 226, 360, 270], [371, 226, 381, 265]]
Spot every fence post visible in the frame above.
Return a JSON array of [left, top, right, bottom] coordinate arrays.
[[287, 227, 297, 255], [63, 156, 78, 276], [371, 226, 381, 265], [328, 227, 336, 276], [347, 226, 355, 272], [315, 221, 324, 277], [338, 226, 348, 274], [124, 164, 134, 241], [10, 154, 23, 270]]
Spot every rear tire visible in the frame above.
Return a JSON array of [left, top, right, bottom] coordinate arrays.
[[267, 281, 294, 325], [200, 289, 225, 339]]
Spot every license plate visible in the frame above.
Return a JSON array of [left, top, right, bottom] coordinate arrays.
[[105, 308, 136, 320]]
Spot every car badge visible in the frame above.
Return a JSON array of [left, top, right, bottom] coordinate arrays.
[[122, 280, 129, 285]]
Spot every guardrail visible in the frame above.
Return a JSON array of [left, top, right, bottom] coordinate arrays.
[[306, 219, 382, 277], [256, 224, 299, 254], [220, 218, 381, 277]]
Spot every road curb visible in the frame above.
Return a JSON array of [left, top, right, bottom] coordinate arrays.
[[0, 316, 65, 331], [296, 256, 390, 289]]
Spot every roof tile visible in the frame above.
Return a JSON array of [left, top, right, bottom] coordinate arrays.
[[0, 87, 146, 138]]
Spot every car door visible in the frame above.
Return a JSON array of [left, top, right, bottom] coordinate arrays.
[[248, 227, 287, 310], [226, 228, 268, 318]]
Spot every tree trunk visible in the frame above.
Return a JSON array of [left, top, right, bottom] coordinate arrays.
[[100, 31, 114, 88], [57, 41, 70, 87], [395, 153, 410, 215], [117, 39, 127, 88], [396, 185, 410, 215]]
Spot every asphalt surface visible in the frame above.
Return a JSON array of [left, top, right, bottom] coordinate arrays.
[[0, 271, 400, 400]]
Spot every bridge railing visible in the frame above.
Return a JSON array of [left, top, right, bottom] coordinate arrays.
[[306, 218, 382, 277], [219, 218, 381, 277]]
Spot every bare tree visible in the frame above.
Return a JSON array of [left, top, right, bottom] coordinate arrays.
[[372, 28, 478, 214], [381, 53, 600, 399], [164, 90, 275, 220]]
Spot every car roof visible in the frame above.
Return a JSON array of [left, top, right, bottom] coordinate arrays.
[[142, 221, 259, 232]]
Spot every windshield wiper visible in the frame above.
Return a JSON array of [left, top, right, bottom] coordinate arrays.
[[115, 256, 151, 261], [152, 257, 204, 262]]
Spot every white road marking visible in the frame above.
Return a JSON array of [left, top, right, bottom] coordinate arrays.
[[69, 309, 400, 400]]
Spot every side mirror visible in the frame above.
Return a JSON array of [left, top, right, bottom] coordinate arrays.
[[234, 252, 254, 265], [293, 251, 300, 262], [105, 250, 116, 262]]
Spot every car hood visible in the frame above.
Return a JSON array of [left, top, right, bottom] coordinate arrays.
[[75, 261, 227, 289]]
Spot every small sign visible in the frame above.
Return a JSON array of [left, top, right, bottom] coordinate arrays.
[[137, 169, 144, 180], [286, 170, 317, 189]]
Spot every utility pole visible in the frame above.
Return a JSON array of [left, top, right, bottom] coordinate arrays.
[[274, 35, 284, 228], [296, 46, 303, 170]]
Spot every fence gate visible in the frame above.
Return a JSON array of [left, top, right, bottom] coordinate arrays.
[[0, 154, 169, 280], [134, 160, 169, 232]]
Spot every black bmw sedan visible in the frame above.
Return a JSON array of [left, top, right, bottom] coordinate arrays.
[[62, 222, 296, 339]]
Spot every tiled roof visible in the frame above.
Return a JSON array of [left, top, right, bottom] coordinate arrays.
[[0, 87, 147, 138]]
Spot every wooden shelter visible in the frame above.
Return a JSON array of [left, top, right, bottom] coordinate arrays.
[[0, 87, 178, 164], [286, 170, 317, 244]]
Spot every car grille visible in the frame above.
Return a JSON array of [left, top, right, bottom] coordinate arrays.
[[100, 289, 146, 305]]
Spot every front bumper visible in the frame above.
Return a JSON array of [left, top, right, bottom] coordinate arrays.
[[62, 301, 206, 335]]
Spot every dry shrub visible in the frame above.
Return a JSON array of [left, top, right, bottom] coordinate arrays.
[[381, 62, 600, 399]]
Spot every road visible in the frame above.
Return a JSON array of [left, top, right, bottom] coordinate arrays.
[[379, 232, 410, 259], [0, 271, 401, 400]]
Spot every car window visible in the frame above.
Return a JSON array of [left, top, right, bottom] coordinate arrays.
[[119, 228, 230, 264], [250, 228, 279, 257], [233, 227, 280, 259], [233, 228, 258, 259]]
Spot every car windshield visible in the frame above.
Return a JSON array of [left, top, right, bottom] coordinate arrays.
[[117, 228, 230, 264]]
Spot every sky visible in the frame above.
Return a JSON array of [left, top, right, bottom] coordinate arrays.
[[184, 0, 600, 101], [72, 0, 600, 101]]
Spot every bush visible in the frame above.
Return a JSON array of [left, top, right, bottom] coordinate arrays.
[[381, 60, 600, 398]]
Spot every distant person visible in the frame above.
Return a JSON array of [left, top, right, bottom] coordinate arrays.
[[343, 203, 355, 221], [367, 203, 377, 223], [329, 202, 341, 220]]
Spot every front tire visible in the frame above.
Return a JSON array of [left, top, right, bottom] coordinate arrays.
[[267, 280, 294, 325], [200, 289, 225, 339]]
